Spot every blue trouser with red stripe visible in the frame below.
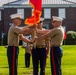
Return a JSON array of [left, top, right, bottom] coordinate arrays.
[[7, 46, 19, 75], [32, 47, 46, 75], [50, 46, 63, 75]]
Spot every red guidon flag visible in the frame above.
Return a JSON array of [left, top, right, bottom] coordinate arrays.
[[64, 32, 67, 40], [25, 0, 42, 26]]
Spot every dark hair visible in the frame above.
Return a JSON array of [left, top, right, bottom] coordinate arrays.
[[38, 21, 43, 24]]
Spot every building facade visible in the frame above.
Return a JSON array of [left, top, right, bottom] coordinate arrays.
[[0, 0, 76, 45]]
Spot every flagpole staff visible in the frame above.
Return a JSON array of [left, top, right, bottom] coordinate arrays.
[[33, 10, 37, 48]]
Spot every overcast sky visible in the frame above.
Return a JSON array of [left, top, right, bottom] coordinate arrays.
[[0, 0, 16, 6]]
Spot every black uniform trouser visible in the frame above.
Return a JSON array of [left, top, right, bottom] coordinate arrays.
[[50, 46, 63, 75], [25, 53, 30, 67], [32, 47, 46, 75], [7, 46, 19, 75]]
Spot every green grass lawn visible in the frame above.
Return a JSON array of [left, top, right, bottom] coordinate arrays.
[[0, 45, 76, 75]]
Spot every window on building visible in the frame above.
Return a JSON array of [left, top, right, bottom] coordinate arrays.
[[63, 26, 66, 32], [58, 8, 65, 19], [17, 9, 24, 19], [44, 8, 51, 19], [31, 9, 34, 16], [43, 23, 49, 29], [9, 23, 13, 26], [0, 11, 1, 21]]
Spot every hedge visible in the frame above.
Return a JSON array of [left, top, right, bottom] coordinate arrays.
[[65, 31, 76, 45]]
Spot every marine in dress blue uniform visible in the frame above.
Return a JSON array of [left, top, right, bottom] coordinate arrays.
[[7, 13, 32, 75], [50, 16, 64, 75], [35, 16, 64, 75], [32, 18, 50, 75]]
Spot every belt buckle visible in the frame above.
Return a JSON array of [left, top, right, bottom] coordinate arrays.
[[36, 45, 45, 48], [39, 45, 42, 48]]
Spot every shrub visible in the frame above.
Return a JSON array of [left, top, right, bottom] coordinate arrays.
[[65, 31, 76, 45], [0, 34, 2, 45], [3, 34, 8, 45]]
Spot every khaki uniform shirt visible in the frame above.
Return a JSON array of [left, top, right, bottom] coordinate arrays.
[[48, 26, 64, 46], [31, 28, 50, 46], [36, 33, 48, 46], [8, 24, 22, 46]]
